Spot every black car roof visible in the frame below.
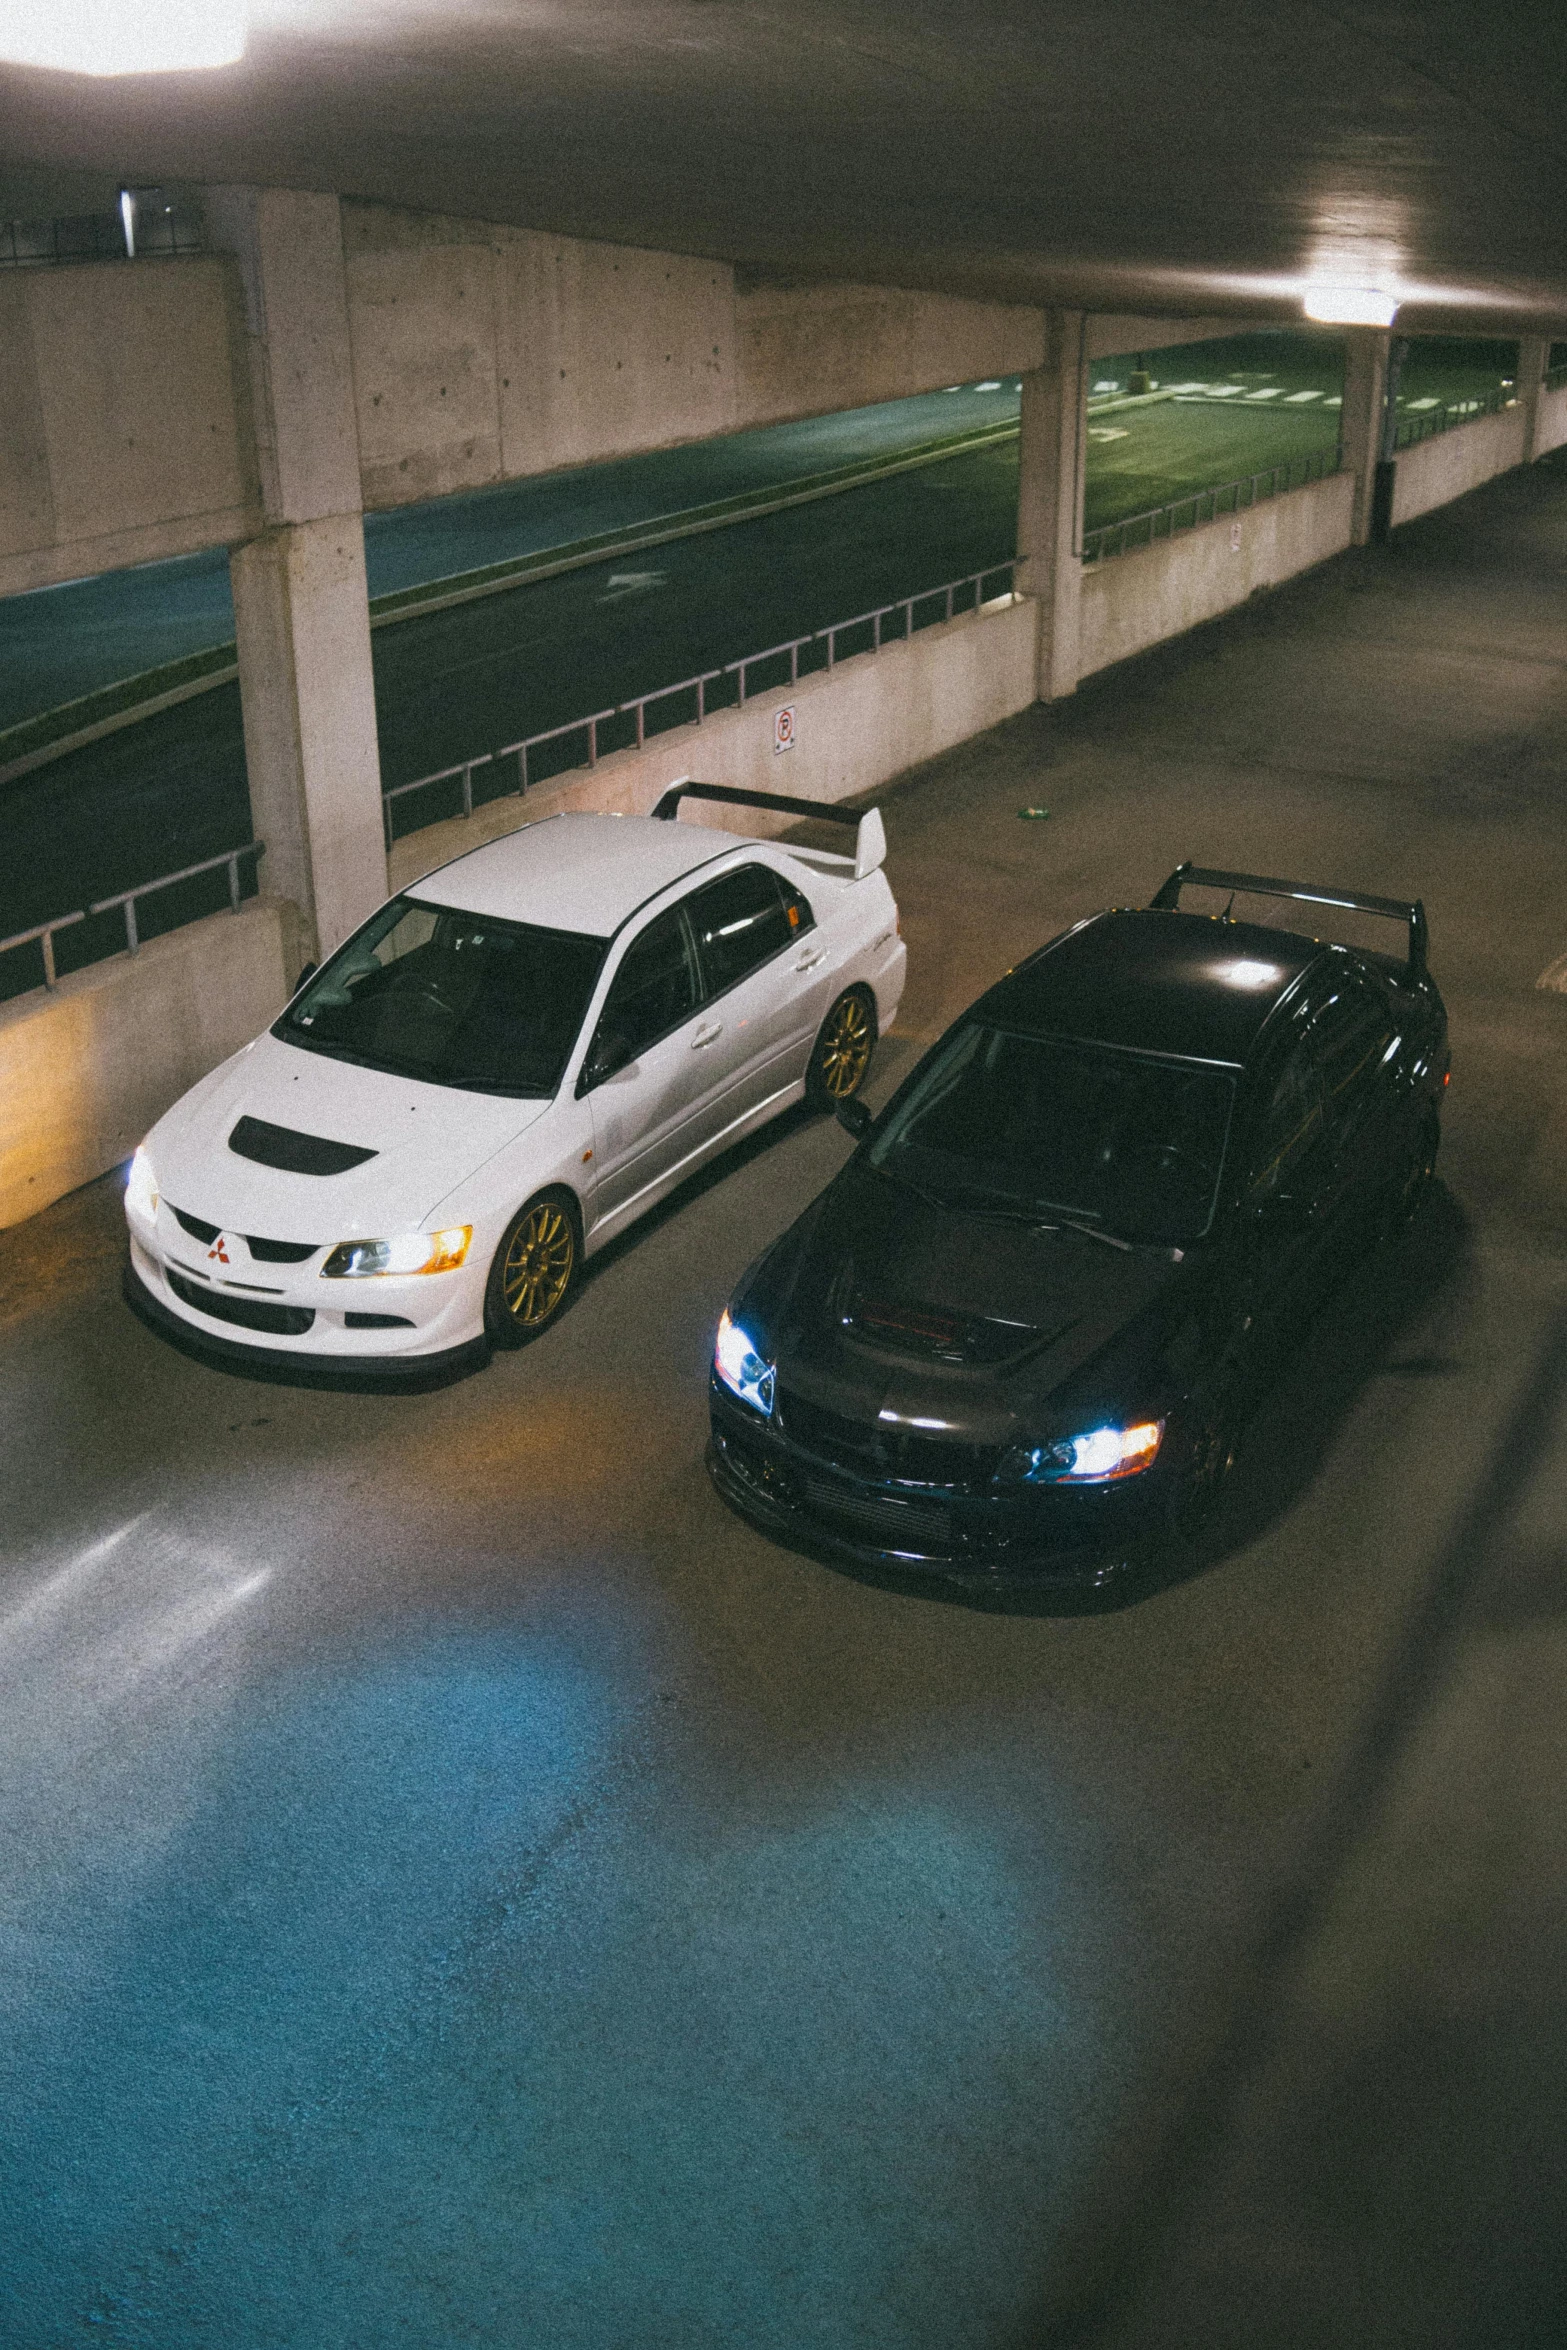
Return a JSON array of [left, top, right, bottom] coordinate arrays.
[[985, 907, 1325, 1066]]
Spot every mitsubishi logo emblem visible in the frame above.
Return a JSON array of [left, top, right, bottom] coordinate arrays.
[[207, 1234, 232, 1265]]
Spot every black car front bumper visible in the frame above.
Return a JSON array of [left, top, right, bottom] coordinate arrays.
[[707, 1389, 1167, 1584]]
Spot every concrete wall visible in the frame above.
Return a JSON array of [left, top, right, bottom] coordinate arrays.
[[1532, 382, 1567, 460], [0, 899, 296, 1230], [1391, 404, 1529, 528], [0, 258, 260, 599], [1077, 469, 1355, 682], [388, 594, 1038, 890], [341, 202, 1044, 511]]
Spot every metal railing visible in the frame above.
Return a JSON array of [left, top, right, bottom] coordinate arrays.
[[381, 559, 1021, 847], [1081, 445, 1343, 563], [1391, 383, 1516, 450], [1, 842, 264, 993]]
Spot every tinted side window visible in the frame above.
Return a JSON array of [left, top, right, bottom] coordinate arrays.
[[689, 865, 795, 999], [1250, 1038, 1326, 1196], [589, 905, 698, 1067], [1312, 976, 1396, 1141]]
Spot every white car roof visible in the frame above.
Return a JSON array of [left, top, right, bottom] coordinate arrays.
[[409, 811, 758, 938]]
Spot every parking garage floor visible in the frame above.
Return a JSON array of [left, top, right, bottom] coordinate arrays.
[[4, 455, 1567, 2348]]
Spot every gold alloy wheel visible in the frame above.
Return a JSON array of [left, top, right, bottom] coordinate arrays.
[[499, 1200, 575, 1329], [818, 993, 874, 1099]]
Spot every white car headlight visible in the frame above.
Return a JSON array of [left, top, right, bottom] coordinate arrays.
[[714, 1307, 775, 1417], [321, 1227, 472, 1279], [125, 1144, 159, 1224], [1002, 1419, 1165, 1485]]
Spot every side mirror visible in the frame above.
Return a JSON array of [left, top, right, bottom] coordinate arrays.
[[583, 1030, 636, 1090], [835, 1095, 873, 1141]]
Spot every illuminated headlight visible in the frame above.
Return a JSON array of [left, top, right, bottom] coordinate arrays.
[[714, 1307, 775, 1417], [125, 1144, 159, 1224], [1001, 1419, 1165, 1484], [321, 1227, 472, 1279]]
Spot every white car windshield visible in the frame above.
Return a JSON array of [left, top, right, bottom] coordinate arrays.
[[867, 1024, 1236, 1243], [274, 896, 607, 1098]]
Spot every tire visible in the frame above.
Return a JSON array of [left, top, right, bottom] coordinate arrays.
[[1166, 1403, 1238, 1547], [805, 986, 877, 1111], [484, 1190, 580, 1349]]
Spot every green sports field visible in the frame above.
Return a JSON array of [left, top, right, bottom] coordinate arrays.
[[1084, 330, 1519, 539]]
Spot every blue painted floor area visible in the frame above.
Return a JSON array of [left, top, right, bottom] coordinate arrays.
[[0, 381, 1020, 734]]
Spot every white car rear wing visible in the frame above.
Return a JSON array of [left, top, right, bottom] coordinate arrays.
[[651, 779, 887, 882]]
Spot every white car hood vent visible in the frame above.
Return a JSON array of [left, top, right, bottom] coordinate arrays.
[[228, 1116, 379, 1177]]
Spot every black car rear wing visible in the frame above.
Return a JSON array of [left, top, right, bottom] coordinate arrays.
[[651, 779, 887, 880], [1149, 861, 1428, 976]]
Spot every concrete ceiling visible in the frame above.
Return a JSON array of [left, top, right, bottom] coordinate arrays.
[[4, 0, 1566, 332]]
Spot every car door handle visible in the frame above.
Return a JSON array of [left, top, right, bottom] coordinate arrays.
[[794, 950, 826, 972], [691, 1021, 724, 1048]]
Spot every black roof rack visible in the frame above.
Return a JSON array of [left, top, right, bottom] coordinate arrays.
[[1149, 862, 1428, 976]]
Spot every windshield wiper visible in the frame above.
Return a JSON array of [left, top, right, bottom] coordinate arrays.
[[873, 1163, 953, 1213]]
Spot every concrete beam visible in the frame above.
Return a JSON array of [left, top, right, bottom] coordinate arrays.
[[1016, 312, 1089, 702], [1340, 328, 1391, 545], [209, 189, 387, 966]]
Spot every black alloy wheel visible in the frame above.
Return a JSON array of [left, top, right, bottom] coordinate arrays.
[[485, 1190, 580, 1347], [806, 987, 877, 1111]]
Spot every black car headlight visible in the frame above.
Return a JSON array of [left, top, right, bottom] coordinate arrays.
[[1000, 1419, 1165, 1485], [714, 1308, 775, 1418]]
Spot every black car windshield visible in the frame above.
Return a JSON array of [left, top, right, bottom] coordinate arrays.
[[866, 1024, 1236, 1243], [273, 897, 607, 1097]]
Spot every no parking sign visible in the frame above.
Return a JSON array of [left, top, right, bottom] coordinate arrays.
[[773, 703, 796, 754]]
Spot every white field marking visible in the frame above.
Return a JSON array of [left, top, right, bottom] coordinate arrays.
[[1088, 425, 1130, 441], [1535, 949, 1567, 993], [1324, 395, 1343, 408], [1206, 385, 1244, 397], [1243, 387, 1285, 399], [1165, 381, 1208, 394], [976, 380, 1003, 391], [1406, 397, 1440, 410], [599, 570, 667, 602], [1284, 390, 1323, 402]]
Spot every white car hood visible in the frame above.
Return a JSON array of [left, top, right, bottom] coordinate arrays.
[[148, 1032, 550, 1243]]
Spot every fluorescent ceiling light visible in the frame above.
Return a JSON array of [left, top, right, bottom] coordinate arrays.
[[1303, 284, 1399, 327], [0, 0, 247, 74]]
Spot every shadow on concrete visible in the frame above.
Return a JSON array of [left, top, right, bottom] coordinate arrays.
[[1027, 1277, 1567, 2349]]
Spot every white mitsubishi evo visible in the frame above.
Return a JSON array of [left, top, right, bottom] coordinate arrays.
[[123, 786, 905, 1377]]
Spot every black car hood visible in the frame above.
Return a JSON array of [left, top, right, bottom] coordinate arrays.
[[752, 1168, 1197, 1447]]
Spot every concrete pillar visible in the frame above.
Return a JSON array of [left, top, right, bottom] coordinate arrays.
[[205, 186, 385, 968], [1016, 310, 1088, 702], [1340, 328, 1392, 546], [1517, 337, 1550, 459]]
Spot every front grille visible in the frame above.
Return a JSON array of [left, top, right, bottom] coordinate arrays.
[[345, 1312, 414, 1330], [168, 1269, 315, 1337], [798, 1473, 955, 1554], [228, 1116, 377, 1176], [171, 1207, 318, 1264], [776, 1387, 1001, 1489]]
